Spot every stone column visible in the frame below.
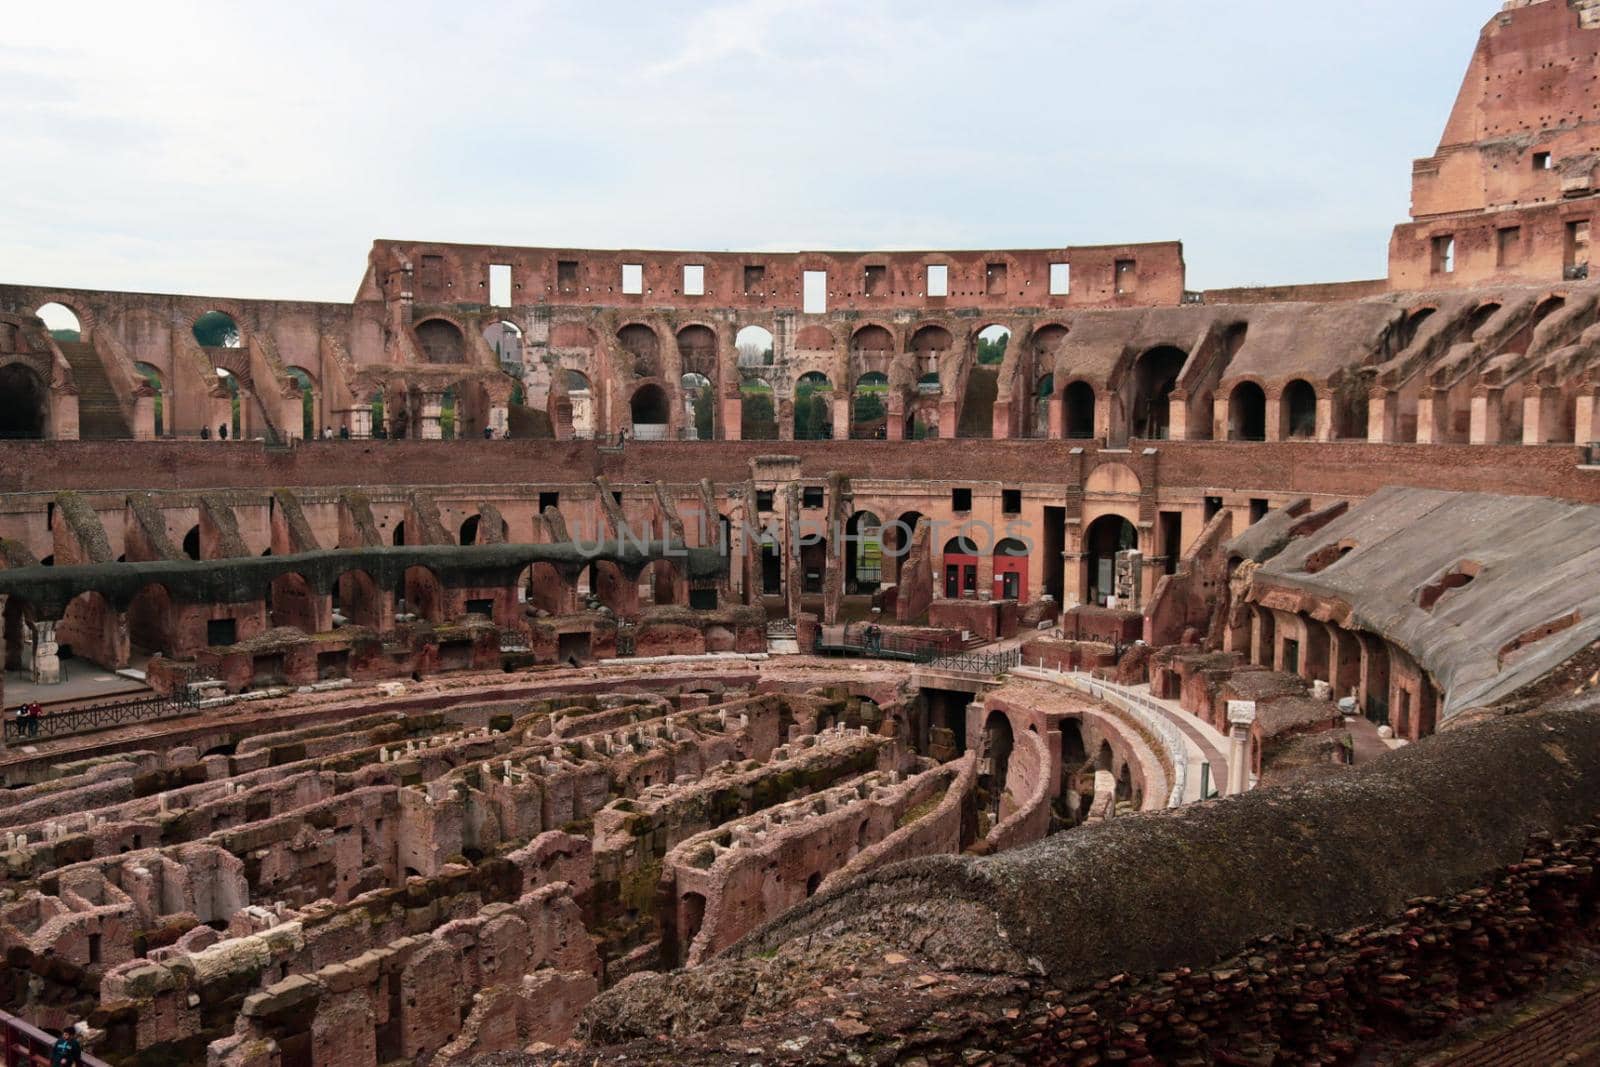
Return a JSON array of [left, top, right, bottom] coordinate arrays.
[[1211, 393, 1229, 441], [1522, 386, 1562, 445], [133, 389, 156, 441], [1315, 392, 1335, 442], [1264, 389, 1284, 442], [1573, 387, 1598, 446], [31, 620, 62, 685], [832, 393, 850, 440], [1367, 388, 1397, 443], [1167, 390, 1190, 441], [419, 391, 444, 440], [1226, 700, 1256, 795], [1415, 389, 1444, 444], [722, 392, 743, 441], [1469, 387, 1502, 445]]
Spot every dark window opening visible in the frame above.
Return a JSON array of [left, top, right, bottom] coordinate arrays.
[[1249, 499, 1269, 524], [1204, 496, 1223, 522], [557, 260, 579, 294], [1002, 489, 1022, 515], [539, 491, 560, 512], [465, 598, 494, 618], [756, 490, 775, 512], [863, 265, 887, 296], [1534, 151, 1553, 171], [951, 488, 973, 512], [743, 265, 766, 293], [802, 486, 825, 509], [207, 618, 238, 646]]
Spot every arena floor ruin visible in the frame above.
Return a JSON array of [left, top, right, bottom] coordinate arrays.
[[7, 2, 1600, 1065]]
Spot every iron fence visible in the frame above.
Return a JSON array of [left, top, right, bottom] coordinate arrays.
[[4, 689, 199, 744], [813, 624, 1018, 676]]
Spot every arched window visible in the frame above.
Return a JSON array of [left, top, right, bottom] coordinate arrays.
[[1129, 346, 1186, 440], [36, 302, 81, 342], [0, 364, 47, 439], [736, 326, 774, 367], [1229, 382, 1266, 441], [1063, 381, 1095, 440], [193, 311, 241, 348], [851, 371, 888, 439], [1282, 380, 1317, 439], [794, 372, 833, 440], [630, 383, 670, 438], [681, 372, 714, 440], [415, 319, 465, 364]]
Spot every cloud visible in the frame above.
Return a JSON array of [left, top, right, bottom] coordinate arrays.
[[646, 0, 813, 76]]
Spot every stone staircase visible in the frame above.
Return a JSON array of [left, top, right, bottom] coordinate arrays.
[[56, 340, 132, 440]]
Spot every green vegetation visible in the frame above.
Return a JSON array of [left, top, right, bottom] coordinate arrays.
[[192, 311, 240, 348], [977, 331, 1009, 365]]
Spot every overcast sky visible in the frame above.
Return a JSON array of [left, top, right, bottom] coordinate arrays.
[[1, 0, 1485, 302]]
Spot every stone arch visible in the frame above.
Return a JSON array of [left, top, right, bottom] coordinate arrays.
[[1229, 380, 1267, 441], [1062, 380, 1095, 440], [993, 537, 1029, 602], [58, 590, 128, 671], [630, 382, 671, 437], [35, 301, 82, 342], [267, 572, 321, 633], [740, 376, 777, 440], [845, 510, 883, 593], [286, 365, 318, 440], [412, 318, 463, 364], [1281, 379, 1317, 439], [135, 362, 167, 436], [0, 363, 47, 439], [181, 525, 202, 560], [484, 320, 522, 365], [333, 568, 384, 629], [586, 560, 632, 613], [850, 371, 888, 439], [735, 325, 774, 367], [639, 558, 683, 607], [126, 583, 176, 658], [617, 323, 661, 377], [794, 371, 834, 440], [402, 566, 444, 623], [1084, 513, 1137, 607], [1127, 345, 1187, 441], [521, 562, 570, 615], [676, 324, 718, 377], [192, 310, 242, 349]]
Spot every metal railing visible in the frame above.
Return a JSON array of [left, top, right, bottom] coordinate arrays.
[[1, 1011, 110, 1067], [4, 689, 199, 744], [813, 624, 1019, 675]]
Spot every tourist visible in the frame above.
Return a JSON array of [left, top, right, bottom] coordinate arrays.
[[339, 425, 350, 440], [27, 702, 42, 737], [322, 425, 333, 440], [50, 1023, 83, 1067], [218, 423, 228, 441], [199, 425, 210, 440], [483, 425, 494, 440], [11, 704, 25, 739]]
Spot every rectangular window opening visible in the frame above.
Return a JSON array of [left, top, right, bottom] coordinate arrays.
[[488, 263, 512, 307], [1566, 220, 1590, 272], [683, 264, 705, 296], [1115, 259, 1138, 295], [985, 262, 1008, 296], [863, 264, 887, 296], [1002, 489, 1022, 515], [802, 486, 825, 509], [557, 260, 579, 294], [1497, 227, 1523, 267], [1249, 498, 1269, 525], [803, 270, 828, 314], [744, 265, 766, 293], [621, 263, 644, 295], [1535, 151, 1553, 171], [1049, 262, 1071, 295], [951, 487, 973, 512], [1431, 236, 1455, 275], [539, 491, 560, 513], [756, 489, 775, 512], [926, 264, 949, 297]]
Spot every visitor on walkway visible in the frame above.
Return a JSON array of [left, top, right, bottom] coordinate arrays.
[[11, 704, 26, 739], [339, 425, 350, 440], [27, 701, 42, 737], [218, 423, 228, 440], [322, 425, 333, 440], [50, 1022, 83, 1066], [199, 426, 210, 440]]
